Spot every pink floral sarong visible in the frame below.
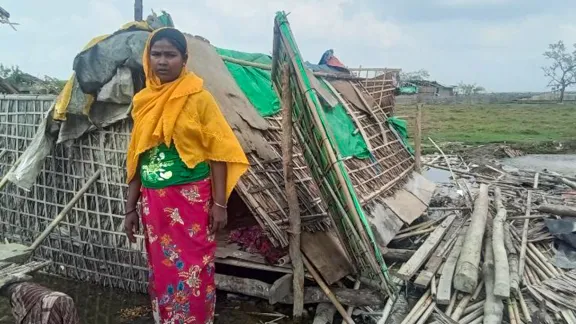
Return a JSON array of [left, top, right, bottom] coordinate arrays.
[[140, 178, 216, 324]]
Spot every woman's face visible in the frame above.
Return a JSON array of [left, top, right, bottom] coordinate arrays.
[[149, 38, 185, 84]]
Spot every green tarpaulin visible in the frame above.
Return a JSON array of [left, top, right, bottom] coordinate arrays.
[[388, 116, 414, 155], [318, 79, 370, 159], [217, 47, 370, 159], [215, 48, 280, 117]]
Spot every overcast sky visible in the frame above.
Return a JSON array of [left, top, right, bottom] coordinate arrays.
[[1, 0, 576, 92]]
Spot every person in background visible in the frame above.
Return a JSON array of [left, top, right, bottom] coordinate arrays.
[[123, 27, 249, 323]]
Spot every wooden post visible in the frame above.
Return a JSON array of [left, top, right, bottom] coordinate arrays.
[[414, 103, 423, 173], [492, 187, 510, 298], [483, 224, 504, 324], [134, 0, 143, 21], [281, 64, 304, 321], [454, 184, 489, 293]]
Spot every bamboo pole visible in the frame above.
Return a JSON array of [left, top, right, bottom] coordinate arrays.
[[518, 191, 532, 282], [400, 290, 431, 324], [414, 104, 422, 173], [302, 256, 355, 324], [454, 184, 489, 293], [445, 292, 458, 316], [29, 170, 102, 252], [483, 226, 504, 324], [414, 302, 435, 324], [508, 300, 518, 324], [518, 293, 532, 323], [504, 224, 520, 295], [280, 64, 304, 320], [492, 187, 510, 298], [278, 29, 389, 292]]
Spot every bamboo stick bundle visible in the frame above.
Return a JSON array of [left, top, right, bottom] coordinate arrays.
[[463, 300, 484, 316], [518, 191, 532, 282], [459, 306, 483, 324], [400, 290, 431, 324], [450, 286, 482, 322]]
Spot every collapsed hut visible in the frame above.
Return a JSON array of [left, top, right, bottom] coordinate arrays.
[[0, 10, 433, 307]]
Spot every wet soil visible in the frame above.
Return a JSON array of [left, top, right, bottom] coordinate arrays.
[[0, 273, 313, 324]]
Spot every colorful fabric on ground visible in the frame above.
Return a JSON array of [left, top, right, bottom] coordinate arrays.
[[141, 179, 217, 324], [228, 225, 286, 264], [8, 282, 80, 324], [127, 28, 249, 199], [140, 143, 210, 189]]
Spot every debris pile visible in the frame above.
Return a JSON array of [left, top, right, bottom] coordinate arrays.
[[373, 154, 576, 324]]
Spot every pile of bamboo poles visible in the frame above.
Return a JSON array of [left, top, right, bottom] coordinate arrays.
[[375, 156, 576, 324]]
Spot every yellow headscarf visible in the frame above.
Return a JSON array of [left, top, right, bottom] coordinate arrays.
[[126, 28, 249, 199]]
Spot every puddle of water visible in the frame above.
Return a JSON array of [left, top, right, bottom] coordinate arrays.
[[0, 273, 150, 324], [424, 167, 452, 183], [501, 154, 576, 175], [0, 273, 301, 324]]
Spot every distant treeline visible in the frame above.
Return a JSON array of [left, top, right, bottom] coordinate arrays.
[[395, 92, 575, 105]]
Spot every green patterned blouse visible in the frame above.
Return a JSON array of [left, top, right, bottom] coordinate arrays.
[[139, 143, 210, 189]]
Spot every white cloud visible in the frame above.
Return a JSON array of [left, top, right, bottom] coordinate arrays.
[[435, 0, 516, 6], [203, 0, 402, 48]]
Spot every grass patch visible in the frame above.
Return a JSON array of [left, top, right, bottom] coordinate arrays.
[[398, 103, 576, 146]]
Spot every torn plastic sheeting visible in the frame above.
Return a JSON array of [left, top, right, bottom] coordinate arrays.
[[554, 240, 576, 269], [545, 218, 576, 249], [8, 109, 57, 191], [97, 67, 134, 104], [545, 219, 576, 269], [73, 30, 149, 94]]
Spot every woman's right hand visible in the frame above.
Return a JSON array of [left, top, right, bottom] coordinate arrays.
[[124, 210, 139, 243]]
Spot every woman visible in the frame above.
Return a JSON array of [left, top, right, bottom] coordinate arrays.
[[124, 28, 249, 323]]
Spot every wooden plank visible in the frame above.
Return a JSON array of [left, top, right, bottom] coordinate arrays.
[[396, 214, 457, 281], [437, 227, 467, 305], [383, 188, 427, 225], [215, 245, 268, 264], [301, 231, 352, 285], [414, 218, 465, 288], [366, 202, 404, 247], [403, 171, 436, 206]]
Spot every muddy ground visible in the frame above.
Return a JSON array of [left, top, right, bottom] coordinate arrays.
[[0, 273, 313, 324]]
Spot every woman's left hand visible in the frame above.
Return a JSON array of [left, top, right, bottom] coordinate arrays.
[[210, 204, 227, 234]]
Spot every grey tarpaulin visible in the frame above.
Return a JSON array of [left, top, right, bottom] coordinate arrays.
[[545, 218, 576, 269], [97, 67, 134, 104], [73, 30, 149, 94]]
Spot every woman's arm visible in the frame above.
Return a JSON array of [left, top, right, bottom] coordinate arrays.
[[210, 161, 227, 233], [124, 169, 142, 243], [126, 175, 142, 213]]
